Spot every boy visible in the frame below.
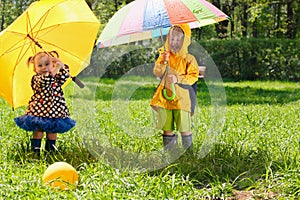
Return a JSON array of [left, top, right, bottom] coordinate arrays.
[[150, 24, 199, 155]]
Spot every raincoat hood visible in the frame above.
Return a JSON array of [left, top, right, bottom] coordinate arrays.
[[164, 24, 191, 58]]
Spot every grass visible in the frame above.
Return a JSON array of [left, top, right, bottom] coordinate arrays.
[[0, 78, 299, 199]]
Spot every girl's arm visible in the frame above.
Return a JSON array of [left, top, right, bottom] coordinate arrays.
[[54, 65, 70, 85]]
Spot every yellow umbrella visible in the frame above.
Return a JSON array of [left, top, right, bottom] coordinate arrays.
[[0, 0, 100, 108]]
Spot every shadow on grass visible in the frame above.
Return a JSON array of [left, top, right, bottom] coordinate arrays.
[[150, 142, 299, 192], [223, 85, 300, 105], [8, 135, 98, 168], [78, 80, 300, 106], [71, 80, 300, 106]]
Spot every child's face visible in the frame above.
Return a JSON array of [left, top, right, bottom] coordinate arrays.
[[34, 54, 53, 75], [169, 27, 184, 53]]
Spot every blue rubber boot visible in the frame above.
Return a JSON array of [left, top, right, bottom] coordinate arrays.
[[30, 138, 41, 157], [45, 140, 56, 152]]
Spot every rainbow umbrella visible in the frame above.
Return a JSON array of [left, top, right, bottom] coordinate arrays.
[[97, 0, 229, 48]]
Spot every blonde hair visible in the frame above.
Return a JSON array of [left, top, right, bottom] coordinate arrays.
[[169, 26, 184, 36], [27, 51, 59, 68]]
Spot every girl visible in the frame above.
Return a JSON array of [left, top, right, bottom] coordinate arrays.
[[14, 51, 76, 156]]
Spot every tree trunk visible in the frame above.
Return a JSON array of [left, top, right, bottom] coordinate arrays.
[[1, 0, 5, 31], [252, 19, 258, 38], [286, 1, 294, 39], [115, 0, 118, 11], [212, 0, 229, 39], [275, 2, 282, 38], [229, 0, 236, 38], [242, 3, 248, 37]]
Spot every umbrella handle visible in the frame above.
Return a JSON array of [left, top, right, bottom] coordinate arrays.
[[71, 76, 85, 88], [43, 49, 85, 88], [163, 83, 176, 100], [62, 68, 84, 88]]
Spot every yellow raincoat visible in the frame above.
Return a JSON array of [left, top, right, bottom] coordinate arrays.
[[150, 24, 199, 112]]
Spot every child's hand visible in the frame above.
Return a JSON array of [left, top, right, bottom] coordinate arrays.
[[161, 51, 169, 64], [52, 58, 64, 69], [51, 58, 64, 76], [167, 74, 177, 84]]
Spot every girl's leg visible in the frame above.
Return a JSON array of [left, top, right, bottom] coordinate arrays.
[[31, 131, 44, 155], [33, 130, 44, 139], [45, 133, 57, 152]]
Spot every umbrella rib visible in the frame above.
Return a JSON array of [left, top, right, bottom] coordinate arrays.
[[5, 22, 92, 70], [26, 3, 60, 39], [0, 32, 28, 55], [29, 22, 96, 66], [39, 39, 90, 67]]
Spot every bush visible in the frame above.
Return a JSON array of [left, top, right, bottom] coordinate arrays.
[[200, 38, 300, 81], [84, 38, 299, 81], [82, 41, 159, 79]]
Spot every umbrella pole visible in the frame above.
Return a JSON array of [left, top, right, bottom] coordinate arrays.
[[159, 29, 176, 101], [26, 34, 85, 88], [159, 29, 166, 51]]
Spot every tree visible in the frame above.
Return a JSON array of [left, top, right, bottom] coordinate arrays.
[[0, 0, 299, 39], [0, 0, 34, 31], [212, 0, 229, 39]]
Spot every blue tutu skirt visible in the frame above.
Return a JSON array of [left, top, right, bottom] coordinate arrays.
[[14, 115, 76, 133]]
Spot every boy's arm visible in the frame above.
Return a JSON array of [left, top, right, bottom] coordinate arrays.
[[153, 55, 167, 78], [177, 55, 199, 85]]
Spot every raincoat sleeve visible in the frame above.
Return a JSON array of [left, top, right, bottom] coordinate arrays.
[[153, 55, 167, 78], [176, 54, 199, 85]]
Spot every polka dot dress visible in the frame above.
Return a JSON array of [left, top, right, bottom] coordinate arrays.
[[14, 66, 76, 133], [26, 67, 70, 118]]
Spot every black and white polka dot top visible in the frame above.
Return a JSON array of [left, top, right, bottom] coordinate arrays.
[[26, 66, 70, 118]]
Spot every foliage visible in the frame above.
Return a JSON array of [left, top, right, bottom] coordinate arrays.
[[200, 38, 300, 81], [84, 38, 299, 81], [211, 0, 300, 39], [1, 0, 299, 39], [79, 0, 135, 34], [0, 0, 34, 30], [83, 39, 161, 78]]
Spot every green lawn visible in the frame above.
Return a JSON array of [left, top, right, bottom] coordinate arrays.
[[0, 78, 299, 199]]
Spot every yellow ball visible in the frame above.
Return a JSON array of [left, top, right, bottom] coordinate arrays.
[[42, 162, 78, 190]]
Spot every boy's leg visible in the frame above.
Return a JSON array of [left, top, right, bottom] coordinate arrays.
[[175, 110, 194, 154], [45, 133, 57, 152], [181, 133, 193, 155], [157, 108, 178, 150], [163, 131, 178, 151]]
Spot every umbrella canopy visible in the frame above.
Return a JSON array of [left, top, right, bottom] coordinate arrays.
[[97, 0, 229, 48], [0, 0, 100, 108]]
